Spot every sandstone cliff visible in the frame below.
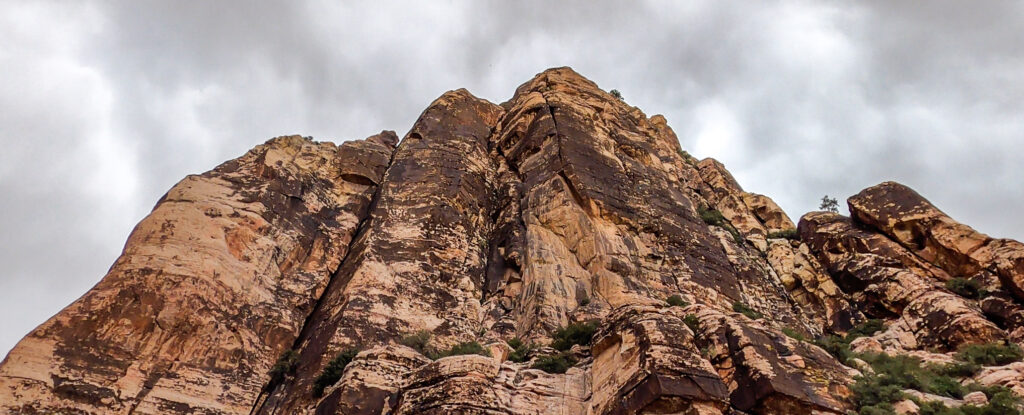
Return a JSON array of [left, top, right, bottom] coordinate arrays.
[[2, 68, 1023, 414]]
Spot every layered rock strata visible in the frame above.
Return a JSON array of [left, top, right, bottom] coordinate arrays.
[[3, 67, 1024, 414]]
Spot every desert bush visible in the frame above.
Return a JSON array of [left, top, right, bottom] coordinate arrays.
[[930, 361, 982, 378], [677, 149, 698, 165], [268, 349, 300, 386], [506, 338, 536, 363], [782, 327, 807, 342], [551, 321, 598, 351], [312, 348, 359, 397], [683, 314, 700, 334], [732, 301, 762, 320], [399, 330, 432, 354], [699, 207, 744, 244], [767, 229, 799, 240], [847, 319, 886, 340], [945, 278, 985, 299], [666, 295, 688, 307], [434, 341, 491, 359], [699, 207, 727, 227], [955, 342, 1024, 366], [814, 319, 886, 363], [532, 352, 577, 374]]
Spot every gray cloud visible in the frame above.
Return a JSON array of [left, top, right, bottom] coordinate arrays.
[[1, 0, 1022, 358]]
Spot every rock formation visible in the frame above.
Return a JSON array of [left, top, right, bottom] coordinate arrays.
[[2, 67, 1023, 414]]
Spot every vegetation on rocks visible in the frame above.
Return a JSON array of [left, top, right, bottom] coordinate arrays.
[[268, 349, 300, 386], [666, 295, 688, 307], [814, 319, 886, 363], [699, 206, 744, 244], [532, 352, 578, 374], [312, 348, 359, 398], [731, 301, 762, 320], [677, 149, 698, 166], [399, 330, 432, 354], [851, 351, 1023, 414], [506, 338, 536, 363], [551, 321, 598, 351], [434, 341, 491, 359], [400, 331, 490, 360], [782, 327, 807, 342], [841, 339, 1022, 413], [767, 228, 799, 240], [946, 278, 986, 300], [955, 342, 1024, 366], [683, 314, 700, 334]]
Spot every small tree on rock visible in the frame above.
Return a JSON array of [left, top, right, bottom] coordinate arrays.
[[819, 195, 839, 213]]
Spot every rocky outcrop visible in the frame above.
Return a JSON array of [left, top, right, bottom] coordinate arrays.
[[0, 133, 395, 414], [799, 212, 1004, 351], [256, 89, 504, 414], [3, 67, 1024, 414], [849, 181, 1024, 301]]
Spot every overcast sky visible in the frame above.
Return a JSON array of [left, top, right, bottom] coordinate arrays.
[[1, 1, 1022, 359]]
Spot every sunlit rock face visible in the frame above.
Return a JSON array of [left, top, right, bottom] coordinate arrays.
[[3, 67, 1023, 414]]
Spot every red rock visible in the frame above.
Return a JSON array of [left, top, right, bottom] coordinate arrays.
[[3, 68, 1023, 414]]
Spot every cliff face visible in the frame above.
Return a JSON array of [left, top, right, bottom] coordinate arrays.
[[2, 68, 1023, 414]]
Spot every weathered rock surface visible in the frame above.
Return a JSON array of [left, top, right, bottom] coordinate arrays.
[[0, 133, 395, 413], [3, 67, 1024, 414], [849, 181, 1024, 301], [799, 212, 1004, 351]]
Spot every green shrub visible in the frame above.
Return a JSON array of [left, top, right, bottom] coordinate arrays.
[[698, 207, 745, 244], [683, 314, 700, 334], [814, 334, 854, 363], [433, 341, 491, 359], [578, 295, 591, 306], [506, 338, 536, 363], [782, 327, 807, 342], [732, 301, 762, 320], [969, 384, 1024, 415], [814, 320, 886, 363], [945, 278, 986, 299], [666, 295, 688, 307], [851, 374, 904, 408], [699, 207, 727, 227], [268, 349, 300, 386], [532, 352, 578, 374], [678, 149, 698, 166], [930, 361, 982, 378], [847, 319, 886, 340], [955, 342, 1024, 366], [551, 321, 598, 351], [399, 330, 432, 354], [848, 350, 1024, 414], [767, 229, 800, 240], [913, 385, 1024, 415], [312, 348, 359, 397], [609, 89, 623, 100], [861, 353, 966, 396], [857, 403, 897, 415]]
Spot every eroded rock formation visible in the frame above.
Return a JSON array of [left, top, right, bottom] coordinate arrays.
[[2, 67, 1023, 414]]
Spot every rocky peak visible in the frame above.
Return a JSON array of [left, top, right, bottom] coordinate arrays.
[[3, 68, 1024, 414]]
